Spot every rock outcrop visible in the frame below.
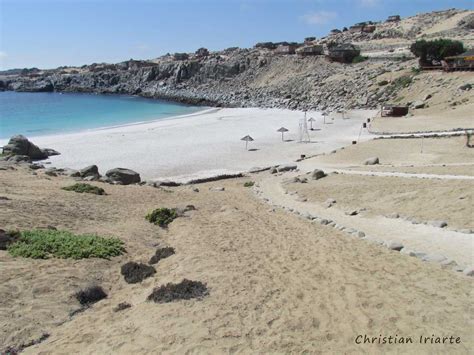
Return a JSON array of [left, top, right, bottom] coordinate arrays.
[[2, 135, 49, 160]]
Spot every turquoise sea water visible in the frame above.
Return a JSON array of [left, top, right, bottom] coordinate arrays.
[[0, 92, 203, 139]]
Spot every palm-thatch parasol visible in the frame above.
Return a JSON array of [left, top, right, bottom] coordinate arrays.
[[241, 135, 254, 150], [307, 117, 315, 130], [277, 127, 289, 141]]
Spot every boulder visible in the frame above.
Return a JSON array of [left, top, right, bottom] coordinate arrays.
[[105, 168, 141, 185], [458, 83, 472, 91], [80, 165, 100, 178], [311, 169, 326, 180], [7, 155, 31, 163], [41, 148, 61, 157], [3, 135, 48, 160], [363, 157, 379, 165], [463, 267, 474, 277]]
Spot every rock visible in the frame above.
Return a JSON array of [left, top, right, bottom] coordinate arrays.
[[423, 94, 432, 100], [311, 169, 326, 180], [44, 168, 58, 177], [7, 155, 31, 163], [357, 231, 365, 238], [320, 219, 329, 225], [270, 167, 278, 174], [458, 83, 472, 91], [2, 135, 48, 160], [385, 241, 403, 251], [41, 148, 61, 157], [363, 157, 379, 165], [105, 168, 141, 185], [83, 175, 99, 181], [428, 220, 447, 228], [80, 165, 100, 178], [209, 187, 225, 191], [29, 163, 44, 170], [277, 164, 297, 172], [421, 254, 446, 263], [345, 209, 358, 216], [412, 101, 425, 109], [324, 198, 336, 208], [192, 187, 200, 192], [462, 267, 474, 277], [386, 212, 399, 219]]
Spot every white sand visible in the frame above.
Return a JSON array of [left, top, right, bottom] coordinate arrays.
[[5, 108, 376, 181]]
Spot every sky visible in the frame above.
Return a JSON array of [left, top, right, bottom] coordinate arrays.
[[0, 0, 472, 70]]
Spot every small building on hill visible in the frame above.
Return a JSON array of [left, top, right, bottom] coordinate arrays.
[[275, 44, 297, 55], [195, 48, 209, 58], [387, 15, 401, 22], [443, 49, 474, 71], [304, 37, 316, 44], [327, 44, 360, 63], [296, 45, 324, 56], [381, 105, 409, 117], [173, 53, 189, 61]]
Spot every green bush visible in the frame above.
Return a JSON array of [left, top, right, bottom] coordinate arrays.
[[243, 181, 255, 187], [410, 39, 465, 65], [352, 55, 368, 64], [7, 230, 124, 259], [146, 208, 178, 227], [62, 183, 105, 195]]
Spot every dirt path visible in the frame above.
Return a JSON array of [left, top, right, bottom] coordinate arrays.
[[255, 173, 473, 269]]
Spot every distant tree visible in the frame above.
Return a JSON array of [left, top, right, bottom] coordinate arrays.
[[410, 39, 465, 65]]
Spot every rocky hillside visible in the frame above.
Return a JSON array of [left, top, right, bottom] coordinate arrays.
[[1, 9, 472, 113]]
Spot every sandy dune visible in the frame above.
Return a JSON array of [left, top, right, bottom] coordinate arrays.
[[0, 167, 472, 354]]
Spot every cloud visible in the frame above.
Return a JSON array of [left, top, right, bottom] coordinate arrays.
[[301, 11, 337, 25]]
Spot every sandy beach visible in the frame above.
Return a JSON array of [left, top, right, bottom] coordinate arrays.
[[3, 108, 376, 182]]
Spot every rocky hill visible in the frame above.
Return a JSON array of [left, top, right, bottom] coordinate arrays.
[[1, 9, 472, 113]]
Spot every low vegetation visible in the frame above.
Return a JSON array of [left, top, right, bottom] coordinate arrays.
[[75, 286, 107, 306], [147, 279, 208, 303], [7, 229, 124, 259], [149, 247, 175, 265], [146, 208, 178, 227], [121, 262, 156, 284], [62, 183, 106, 195], [243, 181, 255, 187]]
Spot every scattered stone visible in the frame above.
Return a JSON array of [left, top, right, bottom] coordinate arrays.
[[192, 187, 200, 192], [357, 231, 365, 238], [324, 198, 336, 208], [149, 247, 175, 265], [270, 167, 278, 174], [462, 267, 474, 276], [421, 254, 447, 263], [345, 209, 358, 216], [147, 279, 208, 303], [113, 302, 132, 312], [385, 241, 403, 251], [209, 187, 225, 191], [296, 197, 307, 202], [428, 220, 447, 228], [311, 169, 326, 180], [121, 262, 156, 284], [28, 163, 43, 170], [458, 229, 473, 234], [320, 219, 329, 225], [41, 148, 60, 157], [363, 157, 379, 165], [75, 286, 107, 306], [7, 155, 31, 163], [105, 168, 141, 185], [386, 212, 399, 219], [0, 196, 11, 201]]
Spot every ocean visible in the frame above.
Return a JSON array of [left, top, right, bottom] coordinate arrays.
[[0, 91, 203, 139]]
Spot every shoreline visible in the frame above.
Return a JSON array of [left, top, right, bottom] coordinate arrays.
[[6, 107, 377, 181]]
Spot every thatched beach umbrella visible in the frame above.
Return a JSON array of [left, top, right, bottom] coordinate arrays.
[[241, 135, 254, 150], [307, 117, 315, 130], [277, 127, 288, 141]]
